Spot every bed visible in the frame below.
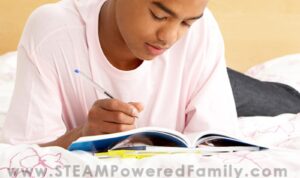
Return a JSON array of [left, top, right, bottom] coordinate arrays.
[[0, 52, 300, 178]]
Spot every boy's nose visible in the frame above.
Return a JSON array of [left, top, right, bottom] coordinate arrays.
[[157, 24, 179, 47]]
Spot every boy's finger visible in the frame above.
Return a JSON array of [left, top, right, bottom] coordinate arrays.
[[128, 102, 144, 112], [94, 99, 139, 117]]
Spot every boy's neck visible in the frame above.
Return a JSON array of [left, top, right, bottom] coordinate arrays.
[[98, 0, 143, 71]]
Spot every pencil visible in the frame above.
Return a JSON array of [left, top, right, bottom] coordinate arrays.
[[74, 69, 114, 99], [74, 69, 139, 119]]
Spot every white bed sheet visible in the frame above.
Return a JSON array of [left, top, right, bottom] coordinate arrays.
[[0, 51, 17, 143], [0, 52, 300, 177]]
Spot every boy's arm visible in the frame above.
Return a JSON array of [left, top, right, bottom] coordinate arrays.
[[39, 99, 143, 149]]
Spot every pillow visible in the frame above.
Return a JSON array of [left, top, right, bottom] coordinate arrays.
[[0, 51, 17, 142], [246, 54, 300, 92], [228, 54, 300, 117]]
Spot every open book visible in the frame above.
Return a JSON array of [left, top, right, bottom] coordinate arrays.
[[68, 127, 267, 153], [68, 127, 267, 154]]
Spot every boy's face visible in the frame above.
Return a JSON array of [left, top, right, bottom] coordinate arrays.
[[115, 0, 208, 60]]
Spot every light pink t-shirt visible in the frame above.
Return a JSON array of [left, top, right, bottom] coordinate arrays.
[[4, 0, 238, 144]]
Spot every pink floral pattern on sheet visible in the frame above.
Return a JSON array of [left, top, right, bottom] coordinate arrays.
[[0, 147, 63, 178], [218, 151, 265, 169], [246, 54, 300, 92], [239, 113, 300, 149]]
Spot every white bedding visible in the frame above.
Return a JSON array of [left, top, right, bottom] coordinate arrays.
[[246, 54, 300, 92], [0, 115, 300, 178], [0, 52, 300, 177], [0, 51, 17, 143]]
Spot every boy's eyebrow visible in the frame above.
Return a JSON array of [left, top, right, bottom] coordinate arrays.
[[152, 1, 178, 18], [187, 14, 203, 20], [152, 1, 203, 20]]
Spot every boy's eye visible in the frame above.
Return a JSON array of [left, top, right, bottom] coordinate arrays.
[[182, 21, 191, 28], [149, 10, 167, 21]]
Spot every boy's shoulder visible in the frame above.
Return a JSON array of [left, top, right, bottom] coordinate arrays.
[[28, 0, 83, 28], [20, 0, 85, 50]]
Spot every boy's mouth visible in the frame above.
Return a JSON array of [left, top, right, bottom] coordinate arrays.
[[145, 43, 167, 56]]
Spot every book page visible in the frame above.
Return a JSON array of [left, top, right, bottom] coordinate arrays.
[[193, 135, 268, 151], [110, 132, 189, 150]]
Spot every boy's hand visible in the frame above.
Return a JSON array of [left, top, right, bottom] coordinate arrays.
[[81, 99, 143, 136]]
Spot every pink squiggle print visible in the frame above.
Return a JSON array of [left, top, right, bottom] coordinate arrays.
[[218, 151, 264, 169], [0, 147, 64, 178], [223, 115, 300, 169], [249, 117, 296, 138]]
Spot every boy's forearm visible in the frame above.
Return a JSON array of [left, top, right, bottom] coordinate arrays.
[[39, 126, 83, 149]]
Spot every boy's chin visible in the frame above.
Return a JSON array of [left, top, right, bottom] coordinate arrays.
[[138, 53, 159, 61]]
